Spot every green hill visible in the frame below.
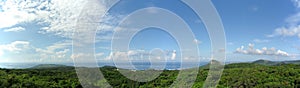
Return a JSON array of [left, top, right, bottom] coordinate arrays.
[[252, 59, 279, 65], [252, 59, 300, 66], [30, 64, 73, 69], [1, 61, 300, 87], [283, 60, 300, 64]]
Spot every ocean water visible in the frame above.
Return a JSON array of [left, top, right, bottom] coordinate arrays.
[[0, 62, 209, 70], [0, 63, 39, 69]]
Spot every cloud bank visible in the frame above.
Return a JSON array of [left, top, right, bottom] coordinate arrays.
[[235, 43, 290, 57]]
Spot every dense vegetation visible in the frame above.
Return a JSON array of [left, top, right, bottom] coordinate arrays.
[[0, 66, 81, 88], [1, 61, 300, 88]]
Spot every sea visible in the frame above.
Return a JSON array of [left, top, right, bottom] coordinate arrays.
[[0, 62, 210, 70]]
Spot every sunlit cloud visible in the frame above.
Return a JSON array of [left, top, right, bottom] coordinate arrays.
[[0, 41, 30, 52], [0, 41, 31, 61], [268, 26, 300, 38], [235, 43, 291, 57], [35, 40, 72, 62]]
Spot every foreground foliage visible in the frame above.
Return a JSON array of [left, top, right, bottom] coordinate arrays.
[[0, 63, 300, 88]]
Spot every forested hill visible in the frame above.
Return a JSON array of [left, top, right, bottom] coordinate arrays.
[[252, 59, 300, 66], [29, 64, 73, 69], [1, 60, 300, 87]]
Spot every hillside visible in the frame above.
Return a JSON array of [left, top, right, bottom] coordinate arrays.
[[29, 64, 73, 69], [284, 60, 300, 64], [252, 59, 279, 65], [252, 59, 300, 66], [1, 62, 300, 87]]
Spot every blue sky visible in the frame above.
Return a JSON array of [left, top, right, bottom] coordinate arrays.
[[0, 0, 299, 63]]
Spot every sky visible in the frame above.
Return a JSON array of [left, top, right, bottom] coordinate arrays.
[[0, 0, 299, 63]]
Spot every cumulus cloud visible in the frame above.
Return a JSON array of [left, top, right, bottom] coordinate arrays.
[[235, 43, 291, 57], [0, 41, 30, 52], [268, 26, 300, 38], [3, 26, 26, 32], [0, 41, 30, 57], [35, 40, 72, 62], [0, 40, 75, 63]]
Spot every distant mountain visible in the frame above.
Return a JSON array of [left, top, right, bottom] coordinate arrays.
[[252, 59, 300, 66], [200, 60, 223, 69], [30, 64, 73, 69], [252, 59, 278, 65], [26, 60, 300, 70], [283, 60, 300, 64]]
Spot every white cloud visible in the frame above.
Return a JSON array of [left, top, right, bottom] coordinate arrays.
[[0, 41, 73, 63], [268, 26, 300, 38], [38, 0, 93, 37], [235, 43, 291, 57], [0, 41, 30, 52], [285, 12, 300, 25], [104, 50, 148, 61], [171, 50, 176, 60], [0, 0, 36, 28], [268, 1, 300, 38], [0, 41, 30, 56], [127, 50, 147, 56], [0, 0, 110, 38], [35, 40, 72, 62], [3, 26, 26, 32]]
